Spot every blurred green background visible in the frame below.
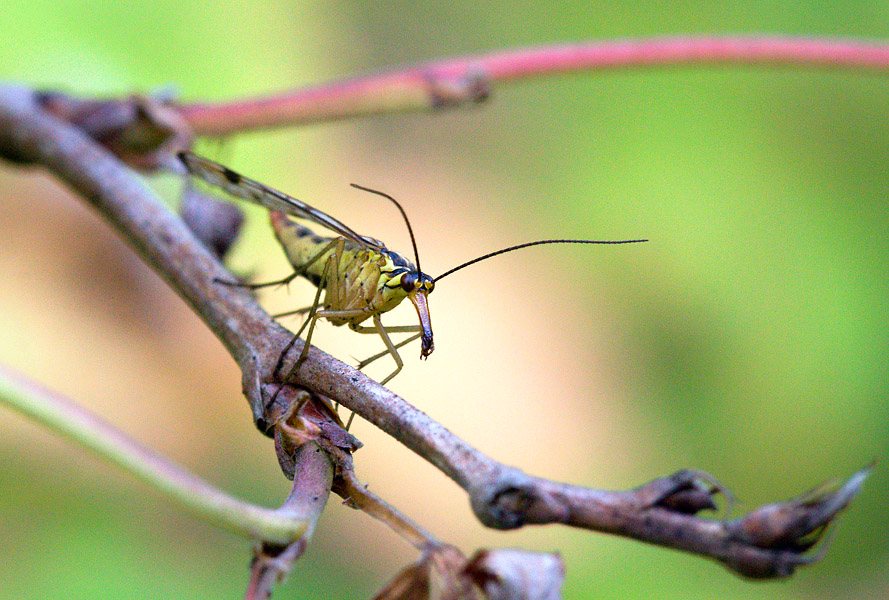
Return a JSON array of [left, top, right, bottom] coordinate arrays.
[[1, 1, 888, 598]]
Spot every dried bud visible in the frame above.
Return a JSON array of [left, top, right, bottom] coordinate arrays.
[[465, 549, 564, 600]]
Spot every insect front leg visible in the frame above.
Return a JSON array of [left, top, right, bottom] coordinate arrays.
[[348, 318, 423, 385], [356, 332, 422, 370]]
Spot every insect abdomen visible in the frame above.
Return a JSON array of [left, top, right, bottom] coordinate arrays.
[[269, 212, 335, 286]]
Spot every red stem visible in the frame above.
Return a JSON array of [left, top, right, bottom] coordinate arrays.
[[178, 36, 889, 135]]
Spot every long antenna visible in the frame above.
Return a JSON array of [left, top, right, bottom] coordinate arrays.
[[434, 238, 648, 282], [350, 184, 423, 273]]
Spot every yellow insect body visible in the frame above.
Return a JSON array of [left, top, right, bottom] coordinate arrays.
[[269, 212, 421, 329], [178, 151, 434, 387]]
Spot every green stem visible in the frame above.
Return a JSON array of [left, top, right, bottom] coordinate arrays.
[[0, 366, 305, 544]]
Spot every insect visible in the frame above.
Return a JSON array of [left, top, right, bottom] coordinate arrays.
[[178, 151, 647, 392]]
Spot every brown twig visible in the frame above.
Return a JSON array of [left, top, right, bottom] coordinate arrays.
[[333, 466, 439, 552], [267, 386, 438, 551], [245, 442, 334, 600], [0, 82, 869, 581], [177, 36, 889, 134]]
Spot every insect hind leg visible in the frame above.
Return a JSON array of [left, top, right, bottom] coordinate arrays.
[[216, 235, 341, 291], [265, 261, 331, 412], [272, 306, 313, 319], [214, 271, 301, 290]]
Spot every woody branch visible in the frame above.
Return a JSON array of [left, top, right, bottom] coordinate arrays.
[[0, 81, 868, 580]]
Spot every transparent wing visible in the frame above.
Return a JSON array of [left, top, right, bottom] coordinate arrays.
[[178, 151, 383, 249]]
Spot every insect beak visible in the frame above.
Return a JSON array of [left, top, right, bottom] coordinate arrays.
[[408, 289, 434, 359]]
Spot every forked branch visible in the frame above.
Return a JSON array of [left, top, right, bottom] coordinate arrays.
[[0, 84, 868, 582]]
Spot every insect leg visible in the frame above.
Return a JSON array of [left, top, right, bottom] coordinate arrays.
[[265, 245, 342, 412], [370, 314, 404, 385], [356, 332, 422, 369], [215, 271, 301, 290], [218, 235, 340, 291], [275, 259, 330, 380], [272, 237, 346, 391], [347, 318, 418, 384], [271, 306, 313, 319], [264, 279, 327, 413]]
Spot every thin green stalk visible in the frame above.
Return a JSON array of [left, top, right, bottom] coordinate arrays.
[[0, 366, 305, 544]]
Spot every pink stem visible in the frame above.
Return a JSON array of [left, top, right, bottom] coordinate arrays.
[[178, 36, 889, 135]]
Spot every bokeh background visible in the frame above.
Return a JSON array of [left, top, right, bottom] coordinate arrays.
[[1, 2, 888, 599]]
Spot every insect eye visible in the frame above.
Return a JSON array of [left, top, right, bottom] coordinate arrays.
[[400, 272, 418, 292]]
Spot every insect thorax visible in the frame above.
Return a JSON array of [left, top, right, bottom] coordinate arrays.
[[325, 246, 418, 326]]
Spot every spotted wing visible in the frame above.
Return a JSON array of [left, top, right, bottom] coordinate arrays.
[[177, 151, 383, 250]]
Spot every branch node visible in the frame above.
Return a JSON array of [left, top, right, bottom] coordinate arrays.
[[470, 471, 568, 530], [635, 469, 730, 515], [426, 69, 492, 109], [35, 91, 193, 169]]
